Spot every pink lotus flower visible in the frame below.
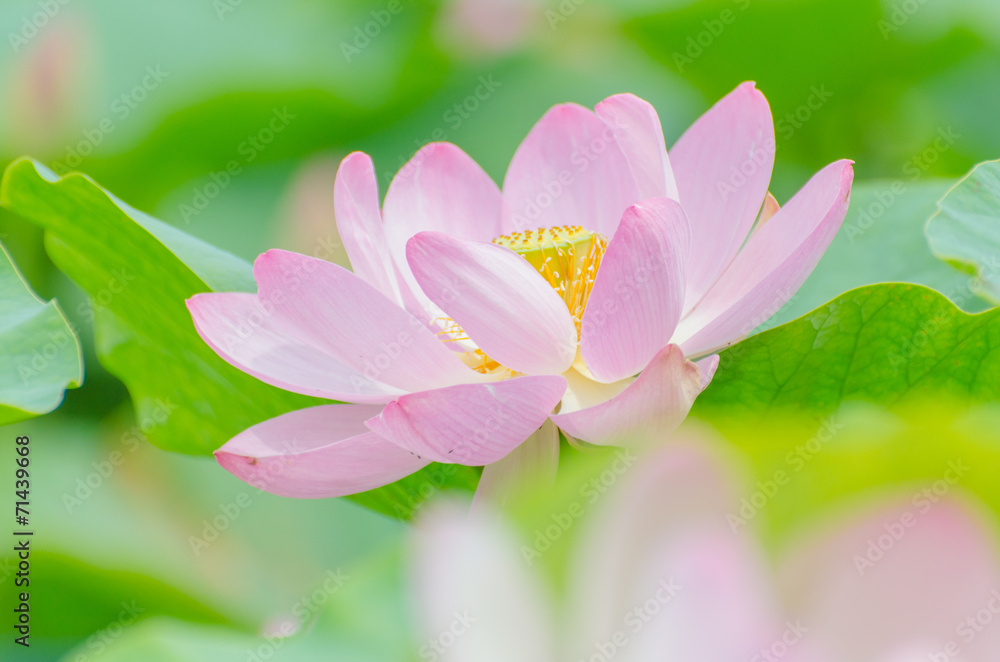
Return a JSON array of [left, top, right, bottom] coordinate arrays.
[[412, 440, 1000, 661], [187, 82, 853, 500]]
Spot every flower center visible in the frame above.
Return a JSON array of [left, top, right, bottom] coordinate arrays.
[[492, 225, 607, 329], [437, 225, 607, 376]]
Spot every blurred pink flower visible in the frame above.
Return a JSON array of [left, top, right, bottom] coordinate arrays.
[[7, 19, 94, 156], [275, 153, 353, 269], [436, 0, 540, 56], [412, 440, 1000, 661], [188, 82, 853, 500]]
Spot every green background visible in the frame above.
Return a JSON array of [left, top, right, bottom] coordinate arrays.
[[1, 0, 1000, 658]]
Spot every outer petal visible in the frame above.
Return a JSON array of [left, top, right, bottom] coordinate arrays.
[[253, 249, 483, 392], [383, 142, 503, 242], [214, 404, 428, 498], [551, 344, 702, 447], [778, 497, 1000, 661], [581, 198, 689, 383], [501, 103, 641, 237], [595, 93, 680, 202], [187, 292, 406, 403], [334, 152, 401, 303], [696, 354, 721, 390], [365, 376, 566, 465], [413, 502, 557, 662], [382, 142, 503, 315], [566, 439, 786, 662], [670, 81, 775, 311], [674, 160, 854, 357], [407, 232, 577, 375], [472, 419, 560, 512]]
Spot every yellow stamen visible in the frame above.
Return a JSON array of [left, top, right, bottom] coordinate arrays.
[[435, 225, 607, 376], [492, 225, 607, 331]]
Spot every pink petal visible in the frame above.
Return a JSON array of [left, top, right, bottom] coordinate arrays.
[[674, 160, 854, 357], [383, 142, 503, 242], [566, 439, 785, 661], [214, 404, 428, 498], [696, 354, 721, 390], [407, 232, 577, 375], [252, 249, 483, 392], [365, 375, 566, 465], [413, 502, 557, 661], [595, 93, 680, 202], [501, 103, 641, 237], [580, 198, 689, 383], [382, 142, 503, 316], [472, 419, 560, 512], [187, 292, 406, 403], [670, 81, 775, 311], [334, 152, 401, 303], [778, 496, 1000, 661], [551, 344, 703, 447]]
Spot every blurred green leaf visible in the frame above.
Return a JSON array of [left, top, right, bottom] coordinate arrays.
[[318, 548, 417, 661], [694, 283, 1000, 420], [0, 158, 476, 517], [57, 617, 386, 662], [926, 159, 1000, 303], [626, 0, 985, 179], [19, 0, 455, 211], [0, 158, 311, 455], [0, 552, 231, 651], [0, 413, 406, 657], [517, 405, 1000, 557], [718, 404, 1000, 550], [0, 240, 82, 423]]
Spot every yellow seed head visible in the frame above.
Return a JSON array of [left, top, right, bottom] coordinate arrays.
[[492, 225, 607, 328]]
